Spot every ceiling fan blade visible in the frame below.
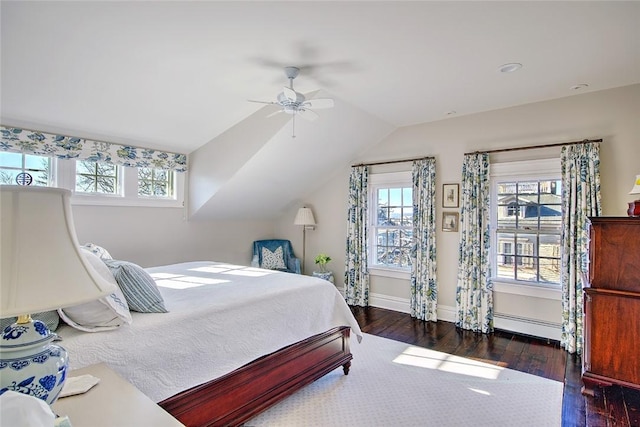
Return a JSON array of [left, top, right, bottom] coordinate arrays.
[[266, 109, 283, 118], [248, 99, 276, 105], [297, 109, 319, 121], [303, 98, 334, 109], [283, 86, 297, 101]]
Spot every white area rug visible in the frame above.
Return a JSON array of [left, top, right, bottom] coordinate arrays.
[[247, 333, 563, 426]]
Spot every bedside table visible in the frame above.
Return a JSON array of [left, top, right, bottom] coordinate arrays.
[[52, 363, 184, 427]]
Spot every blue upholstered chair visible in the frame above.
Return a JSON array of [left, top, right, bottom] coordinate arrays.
[[251, 239, 301, 274]]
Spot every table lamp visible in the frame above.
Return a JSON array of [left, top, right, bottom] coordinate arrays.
[[1, 186, 117, 405], [628, 174, 640, 217], [294, 207, 316, 274]]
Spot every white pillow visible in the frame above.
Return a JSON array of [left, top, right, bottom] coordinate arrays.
[[261, 246, 286, 270], [58, 249, 132, 332], [82, 242, 113, 260]]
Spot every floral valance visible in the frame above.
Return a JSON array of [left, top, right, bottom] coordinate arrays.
[[0, 126, 187, 172]]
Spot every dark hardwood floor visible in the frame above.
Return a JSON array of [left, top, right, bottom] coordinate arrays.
[[350, 306, 640, 427]]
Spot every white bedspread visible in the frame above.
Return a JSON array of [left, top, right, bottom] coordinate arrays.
[[56, 262, 363, 403]]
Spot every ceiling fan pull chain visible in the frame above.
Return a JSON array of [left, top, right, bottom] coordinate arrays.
[[292, 114, 296, 138]]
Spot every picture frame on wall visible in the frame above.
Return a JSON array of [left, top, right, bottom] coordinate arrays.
[[442, 183, 459, 208], [442, 212, 459, 232]]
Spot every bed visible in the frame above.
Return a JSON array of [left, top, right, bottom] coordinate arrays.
[[56, 261, 363, 426]]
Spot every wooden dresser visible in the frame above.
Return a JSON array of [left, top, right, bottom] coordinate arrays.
[[582, 217, 640, 396]]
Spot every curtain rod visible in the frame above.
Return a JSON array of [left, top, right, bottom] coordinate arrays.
[[352, 155, 435, 167], [465, 138, 602, 156]]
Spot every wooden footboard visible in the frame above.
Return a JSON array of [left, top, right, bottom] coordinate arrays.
[[159, 326, 352, 427]]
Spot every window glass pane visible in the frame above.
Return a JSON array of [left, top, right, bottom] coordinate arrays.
[[389, 207, 402, 225], [403, 187, 412, 204], [24, 154, 45, 170], [0, 169, 20, 185], [402, 207, 413, 226], [377, 206, 390, 225], [538, 257, 561, 284], [517, 181, 539, 194], [0, 152, 22, 168], [389, 188, 402, 206], [377, 188, 388, 205], [76, 161, 118, 194]]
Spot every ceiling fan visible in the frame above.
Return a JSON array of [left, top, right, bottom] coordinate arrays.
[[249, 66, 334, 138]]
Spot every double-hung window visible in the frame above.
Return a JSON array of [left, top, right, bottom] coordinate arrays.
[[491, 158, 562, 289], [369, 172, 413, 273]]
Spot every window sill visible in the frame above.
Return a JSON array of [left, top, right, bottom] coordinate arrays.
[[71, 194, 183, 208], [493, 279, 561, 300], [368, 266, 411, 280]]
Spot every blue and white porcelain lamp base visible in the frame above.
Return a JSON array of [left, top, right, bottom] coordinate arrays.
[[0, 315, 68, 405]]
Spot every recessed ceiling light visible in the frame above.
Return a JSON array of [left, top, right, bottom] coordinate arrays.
[[570, 84, 589, 90], [499, 63, 523, 73]]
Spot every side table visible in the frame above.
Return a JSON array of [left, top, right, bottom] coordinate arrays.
[[312, 270, 334, 284], [51, 363, 184, 427]]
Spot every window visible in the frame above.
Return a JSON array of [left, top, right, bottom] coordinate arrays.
[[0, 152, 53, 187], [138, 167, 174, 198], [75, 160, 120, 194], [0, 155, 183, 208], [369, 172, 413, 271], [491, 159, 561, 287]]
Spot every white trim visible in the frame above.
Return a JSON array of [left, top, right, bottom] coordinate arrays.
[[491, 158, 560, 178], [368, 267, 411, 280], [494, 280, 561, 300], [364, 298, 558, 340], [369, 293, 410, 314], [494, 312, 561, 341]]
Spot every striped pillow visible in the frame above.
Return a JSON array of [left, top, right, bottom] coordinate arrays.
[[103, 260, 168, 313]]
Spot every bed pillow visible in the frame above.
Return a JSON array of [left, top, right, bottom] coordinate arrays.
[[1, 311, 60, 332], [103, 260, 168, 313], [82, 243, 113, 260], [57, 249, 132, 332], [261, 246, 286, 270]]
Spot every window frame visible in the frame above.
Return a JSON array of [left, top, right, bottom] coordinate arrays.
[[2, 155, 185, 208], [490, 158, 562, 299], [368, 171, 413, 278]]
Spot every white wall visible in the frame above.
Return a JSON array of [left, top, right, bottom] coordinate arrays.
[[72, 205, 275, 268], [277, 84, 640, 338]]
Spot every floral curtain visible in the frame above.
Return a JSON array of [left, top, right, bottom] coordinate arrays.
[[344, 166, 369, 306], [455, 153, 493, 333], [560, 142, 601, 354], [0, 126, 187, 172], [410, 158, 438, 321]]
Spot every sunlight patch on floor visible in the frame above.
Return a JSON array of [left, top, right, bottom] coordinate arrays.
[[393, 346, 504, 379]]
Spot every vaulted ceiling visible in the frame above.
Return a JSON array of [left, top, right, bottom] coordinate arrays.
[[2, 2, 639, 219]]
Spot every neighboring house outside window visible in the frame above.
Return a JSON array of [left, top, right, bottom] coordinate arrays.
[[369, 171, 413, 277], [491, 158, 562, 292]]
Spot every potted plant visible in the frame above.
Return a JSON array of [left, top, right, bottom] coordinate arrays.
[[314, 253, 332, 273]]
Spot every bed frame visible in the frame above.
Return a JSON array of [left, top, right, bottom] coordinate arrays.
[[159, 326, 352, 427]]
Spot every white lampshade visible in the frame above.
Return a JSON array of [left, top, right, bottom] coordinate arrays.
[[629, 175, 640, 195], [294, 207, 316, 226], [1, 186, 117, 317]]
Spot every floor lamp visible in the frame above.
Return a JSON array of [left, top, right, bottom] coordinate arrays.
[[294, 207, 316, 274]]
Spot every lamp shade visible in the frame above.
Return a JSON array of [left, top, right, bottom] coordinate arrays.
[[1, 186, 117, 317], [629, 175, 640, 195], [294, 207, 316, 226]]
